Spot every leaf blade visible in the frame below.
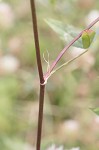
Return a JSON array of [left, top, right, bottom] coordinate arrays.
[[90, 107, 99, 115], [45, 18, 83, 48]]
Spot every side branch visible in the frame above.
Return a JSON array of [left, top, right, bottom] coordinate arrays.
[[44, 17, 99, 80]]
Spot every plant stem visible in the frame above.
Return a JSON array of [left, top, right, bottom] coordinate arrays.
[[36, 84, 45, 150], [30, 0, 44, 84], [30, 0, 45, 150], [44, 17, 99, 80]]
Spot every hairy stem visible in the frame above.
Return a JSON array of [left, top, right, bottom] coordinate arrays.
[[44, 17, 99, 80], [30, 0, 45, 150]]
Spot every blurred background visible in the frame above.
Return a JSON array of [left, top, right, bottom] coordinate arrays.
[[0, 0, 99, 150]]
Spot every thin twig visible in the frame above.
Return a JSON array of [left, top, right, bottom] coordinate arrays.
[[43, 50, 50, 72], [44, 17, 99, 80], [51, 49, 88, 76], [30, 1, 45, 150]]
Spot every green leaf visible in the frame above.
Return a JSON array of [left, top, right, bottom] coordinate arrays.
[[82, 31, 90, 49], [45, 18, 83, 48], [90, 107, 99, 115], [82, 30, 96, 49]]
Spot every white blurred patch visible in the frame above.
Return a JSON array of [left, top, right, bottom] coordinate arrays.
[[46, 144, 80, 150], [0, 2, 14, 29], [94, 116, 99, 124], [46, 144, 64, 150], [63, 120, 79, 132], [85, 10, 99, 28], [71, 47, 85, 57], [0, 55, 20, 74], [70, 148, 80, 150], [58, 119, 80, 142]]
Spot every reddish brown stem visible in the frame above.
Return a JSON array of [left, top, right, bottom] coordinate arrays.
[[36, 84, 45, 150], [30, 0, 45, 150], [30, 0, 44, 84]]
